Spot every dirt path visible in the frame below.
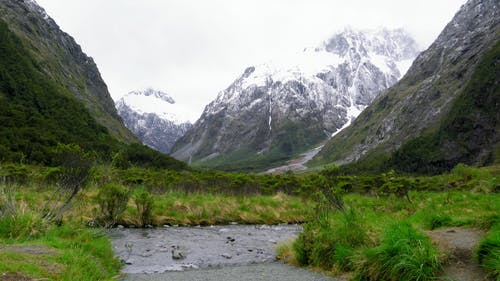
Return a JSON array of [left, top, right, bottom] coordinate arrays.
[[427, 227, 490, 281]]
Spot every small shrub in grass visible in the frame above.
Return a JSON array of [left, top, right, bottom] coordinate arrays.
[[425, 213, 453, 230], [276, 239, 297, 265], [475, 227, 500, 280], [356, 222, 441, 281], [294, 209, 368, 271], [133, 187, 154, 227], [0, 213, 47, 240], [474, 214, 499, 230], [293, 222, 316, 266], [95, 184, 130, 227]]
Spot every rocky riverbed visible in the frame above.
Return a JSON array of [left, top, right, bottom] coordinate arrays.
[[108, 224, 302, 274]]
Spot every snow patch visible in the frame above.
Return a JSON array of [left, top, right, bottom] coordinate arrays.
[[395, 59, 415, 76], [118, 89, 192, 125]]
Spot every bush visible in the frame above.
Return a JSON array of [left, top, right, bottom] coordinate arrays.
[[95, 184, 130, 227], [133, 187, 154, 227], [425, 213, 453, 230], [0, 164, 30, 184], [293, 222, 316, 266], [40, 144, 94, 222], [293, 209, 368, 271], [356, 222, 441, 281], [0, 213, 47, 240], [475, 227, 500, 280]]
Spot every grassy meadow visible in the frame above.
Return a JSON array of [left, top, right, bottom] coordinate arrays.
[[0, 162, 499, 280]]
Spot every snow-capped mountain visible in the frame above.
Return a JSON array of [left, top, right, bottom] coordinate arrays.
[[313, 0, 500, 171], [116, 89, 192, 154], [171, 28, 420, 171]]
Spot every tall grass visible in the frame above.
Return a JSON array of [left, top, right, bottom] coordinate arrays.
[[0, 215, 121, 280], [475, 225, 500, 280], [355, 222, 441, 281], [294, 209, 369, 271]]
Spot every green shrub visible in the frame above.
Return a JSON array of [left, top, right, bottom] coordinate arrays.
[[356, 222, 441, 281], [0, 164, 30, 184], [95, 184, 130, 227], [293, 210, 368, 271], [425, 213, 453, 230], [475, 227, 500, 280], [0, 213, 47, 240], [133, 187, 154, 227], [293, 222, 316, 266]]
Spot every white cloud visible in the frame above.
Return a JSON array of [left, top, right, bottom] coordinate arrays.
[[36, 0, 466, 122]]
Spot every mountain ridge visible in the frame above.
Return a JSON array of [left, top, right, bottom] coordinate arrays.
[[171, 28, 420, 171], [0, 0, 137, 143], [311, 0, 499, 173], [116, 89, 193, 154]]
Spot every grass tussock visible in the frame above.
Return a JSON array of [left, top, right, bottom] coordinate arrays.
[[294, 209, 369, 272], [475, 225, 500, 280], [355, 223, 441, 281]]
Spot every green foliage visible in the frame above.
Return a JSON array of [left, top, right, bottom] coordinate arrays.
[[95, 184, 130, 227], [475, 226, 500, 280], [0, 20, 121, 164], [378, 170, 413, 202], [119, 143, 188, 170], [356, 223, 441, 281], [0, 164, 30, 184], [294, 210, 368, 271], [387, 41, 500, 175], [293, 222, 316, 266], [425, 213, 453, 230], [0, 213, 47, 240], [41, 144, 94, 222], [0, 20, 187, 171], [321, 41, 500, 176], [37, 223, 121, 280], [133, 187, 154, 227]]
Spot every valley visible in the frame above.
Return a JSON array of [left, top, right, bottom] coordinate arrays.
[[0, 0, 499, 280]]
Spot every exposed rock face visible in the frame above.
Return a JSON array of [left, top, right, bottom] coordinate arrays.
[[116, 89, 192, 154], [312, 0, 500, 169], [171, 28, 420, 171], [0, 0, 136, 142]]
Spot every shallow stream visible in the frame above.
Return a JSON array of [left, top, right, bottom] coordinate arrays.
[[108, 224, 302, 274]]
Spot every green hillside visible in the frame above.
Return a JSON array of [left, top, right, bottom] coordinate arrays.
[[0, 20, 187, 171], [332, 41, 500, 175], [0, 20, 118, 163]]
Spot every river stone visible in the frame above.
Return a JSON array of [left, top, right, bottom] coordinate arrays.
[[172, 246, 186, 260]]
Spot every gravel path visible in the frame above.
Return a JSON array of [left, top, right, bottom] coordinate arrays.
[[427, 227, 488, 281], [121, 262, 339, 281]]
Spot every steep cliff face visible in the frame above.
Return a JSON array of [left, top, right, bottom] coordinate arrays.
[[0, 0, 136, 143], [116, 89, 192, 154], [312, 0, 499, 173], [171, 28, 419, 171]]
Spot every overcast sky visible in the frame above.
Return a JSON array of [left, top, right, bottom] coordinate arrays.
[[36, 0, 467, 122]]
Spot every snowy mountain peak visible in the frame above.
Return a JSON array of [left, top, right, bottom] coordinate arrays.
[[127, 88, 176, 104], [206, 27, 420, 118], [171, 28, 421, 169], [116, 89, 192, 154], [117, 89, 191, 125]]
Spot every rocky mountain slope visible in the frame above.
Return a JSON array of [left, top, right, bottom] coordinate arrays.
[[0, 0, 136, 143], [171, 28, 420, 171], [311, 0, 499, 174], [116, 89, 192, 154]]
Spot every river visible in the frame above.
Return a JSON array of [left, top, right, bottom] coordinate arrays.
[[108, 224, 339, 281]]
